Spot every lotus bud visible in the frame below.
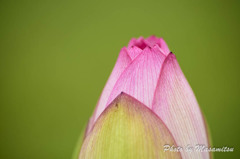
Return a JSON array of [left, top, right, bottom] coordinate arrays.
[[74, 36, 210, 159]]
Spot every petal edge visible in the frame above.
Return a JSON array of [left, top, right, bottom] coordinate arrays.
[[80, 93, 182, 159]]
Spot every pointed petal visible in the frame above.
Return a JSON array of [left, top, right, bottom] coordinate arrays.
[[145, 36, 170, 55], [90, 48, 132, 133], [127, 46, 143, 60], [152, 53, 210, 159], [144, 35, 159, 47], [79, 93, 182, 159], [106, 47, 166, 113], [128, 37, 147, 50], [128, 36, 170, 55], [158, 38, 170, 55]]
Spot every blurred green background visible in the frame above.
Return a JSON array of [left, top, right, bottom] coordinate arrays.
[[0, 0, 239, 158]]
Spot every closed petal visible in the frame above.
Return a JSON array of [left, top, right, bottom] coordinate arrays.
[[158, 38, 170, 55], [106, 47, 166, 113], [145, 36, 170, 55], [90, 48, 132, 133], [127, 46, 143, 60], [128, 37, 147, 50], [128, 36, 170, 55], [145, 35, 159, 47], [152, 53, 210, 159], [79, 93, 182, 159]]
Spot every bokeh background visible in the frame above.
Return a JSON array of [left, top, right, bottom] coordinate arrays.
[[1, 0, 240, 158]]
